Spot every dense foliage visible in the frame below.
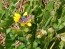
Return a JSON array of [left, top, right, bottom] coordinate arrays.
[[0, 0, 65, 49]]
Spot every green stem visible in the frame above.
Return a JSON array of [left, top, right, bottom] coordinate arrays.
[[44, 16, 52, 28], [50, 41, 55, 49]]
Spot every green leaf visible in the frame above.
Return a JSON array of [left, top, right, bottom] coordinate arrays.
[[0, 1, 2, 9], [6, 28, 11, 34], [35, 47, 41, 49], [58, 24, 64, 30], [18, 37, 26, 42], [46, 1, 54, 11], [0, 44, 4, 49], [18, 44, 25, 49], [59, 41, 64, 49], [33, 41, 38, 48]]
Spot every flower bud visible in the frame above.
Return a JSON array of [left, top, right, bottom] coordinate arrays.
[[26, 34, 32, 40], [48, 27, 54, 33], [36, 29, 47, 38]]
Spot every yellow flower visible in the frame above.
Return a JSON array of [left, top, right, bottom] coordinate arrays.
[[20, 22, 32, 27], [26, 23, 32, 27], [23, 12, 27, 16], [13, 13, 21, 22]]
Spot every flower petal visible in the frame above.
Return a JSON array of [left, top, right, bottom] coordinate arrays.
[[23, 12, 27, 16], [20, 23, 25, 26], [26, 23, 32, 27]]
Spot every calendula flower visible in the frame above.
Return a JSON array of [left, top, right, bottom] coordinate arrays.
[[13, 13, 21, 22], [13, 12, 33, 27], [23, 12, 27, 16]]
